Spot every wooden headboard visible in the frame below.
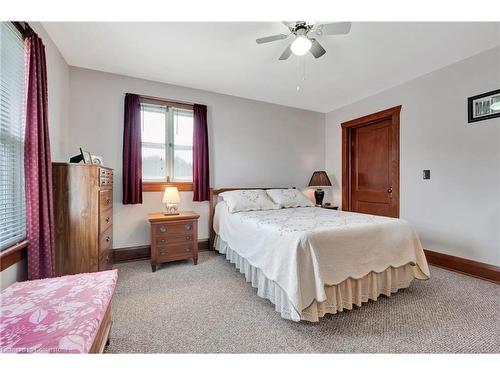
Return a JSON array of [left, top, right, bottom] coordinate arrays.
[[208, 187, 290, 250]]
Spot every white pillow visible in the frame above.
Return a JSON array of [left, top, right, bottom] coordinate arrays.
[[219, 189, 280, 213], [266, 188, 314, 208]]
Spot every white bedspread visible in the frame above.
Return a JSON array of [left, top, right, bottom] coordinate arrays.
[[214, 202, 430, 316]]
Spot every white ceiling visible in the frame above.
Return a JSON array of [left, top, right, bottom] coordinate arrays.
[[42, 22, 500, 113]]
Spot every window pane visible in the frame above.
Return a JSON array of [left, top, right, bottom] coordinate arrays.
[[0, 22, 26, 251], [172, 109, 193, 181], [173, 148, 193, 181], [173, 109, 193, 147], [141, 104, 166, 180], [142, 144, 166, 180], [141, 104, 165, 144]]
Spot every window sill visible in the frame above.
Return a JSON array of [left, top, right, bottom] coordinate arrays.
[[142, 181, 193, 192], [0, 240, 28, 272]]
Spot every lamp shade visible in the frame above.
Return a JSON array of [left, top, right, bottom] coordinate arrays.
[[308, 171, 332, 187], [162, 186, 180, 204]]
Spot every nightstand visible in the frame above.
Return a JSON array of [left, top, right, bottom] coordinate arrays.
[[148, 211, 200, 272], [321, 205, 339, 210]]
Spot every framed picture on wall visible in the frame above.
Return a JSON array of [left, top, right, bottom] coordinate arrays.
[[467, 89, 500, 123]]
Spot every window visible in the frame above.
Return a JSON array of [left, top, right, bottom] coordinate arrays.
[[0, 22, 26, 251], [141, 102, 194, 185]]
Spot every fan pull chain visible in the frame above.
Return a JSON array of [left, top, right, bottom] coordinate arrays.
[[296, 57, 306, 92]]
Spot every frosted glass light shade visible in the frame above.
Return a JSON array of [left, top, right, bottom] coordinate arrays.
[[491, 96, 500, 111], [291, 36, 312, 56]]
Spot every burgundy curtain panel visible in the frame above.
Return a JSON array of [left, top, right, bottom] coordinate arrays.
[[122, 93, 143, 204], [24, 28, 55, 280], [193, 104, 209, 201]]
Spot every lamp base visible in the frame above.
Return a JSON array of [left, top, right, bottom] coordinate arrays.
[[314, 188, 325, 206], [163, 203, 179, 216]]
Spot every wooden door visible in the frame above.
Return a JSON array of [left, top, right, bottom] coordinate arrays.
[[341, 106, 400, 217]]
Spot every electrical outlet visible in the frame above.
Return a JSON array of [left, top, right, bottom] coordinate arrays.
[[423, 170, 430, 180]]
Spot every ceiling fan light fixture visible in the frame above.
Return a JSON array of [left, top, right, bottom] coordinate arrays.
[[491, 96, 500, 111], [290, 36, 312, 56]]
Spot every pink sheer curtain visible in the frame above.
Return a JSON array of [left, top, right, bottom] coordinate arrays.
[[24, 27, 55, 279], [193, 104, 209, 201]]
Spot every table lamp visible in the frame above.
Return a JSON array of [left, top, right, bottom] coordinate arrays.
[[308, 171, 332, 206], [163, 186, 180, 215]]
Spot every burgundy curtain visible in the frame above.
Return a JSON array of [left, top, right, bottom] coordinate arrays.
[[122, 93, 143, 204], [24, 28, 55, 280], [193, 104, 209, 201]]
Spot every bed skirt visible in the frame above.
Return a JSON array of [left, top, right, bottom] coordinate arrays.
[[215, 235, 416, 322]]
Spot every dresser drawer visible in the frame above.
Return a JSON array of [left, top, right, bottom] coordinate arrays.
[[99, 189, 113, 211], [99, 176, 113, 187], [156, 233, 194, 246], [99, 207, 113, 232], [99, 225, 113, 251], [157, 242, 194, 261], [99, 168, 113, 177], [153, 220, 195, 237]]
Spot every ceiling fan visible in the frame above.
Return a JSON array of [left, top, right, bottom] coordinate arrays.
[[256, 21, 351, 60]]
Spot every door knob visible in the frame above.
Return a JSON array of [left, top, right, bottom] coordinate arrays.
[[387, 187, 393, 199]]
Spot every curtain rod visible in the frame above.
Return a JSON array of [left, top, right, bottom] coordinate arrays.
[[129, 93, 206, 108], [12, 21, 30, 36]]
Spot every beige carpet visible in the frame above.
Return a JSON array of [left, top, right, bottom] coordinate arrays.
[[106, 251, 500, 353]]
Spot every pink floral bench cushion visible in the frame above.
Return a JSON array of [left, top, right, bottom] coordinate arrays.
[[1, 270, 117, 353]]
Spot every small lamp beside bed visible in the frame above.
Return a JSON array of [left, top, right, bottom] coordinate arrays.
[[308, 171, 332, 206], [163, 186, 180, 215]]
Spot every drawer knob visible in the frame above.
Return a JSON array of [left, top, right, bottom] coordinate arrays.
[[185, 224, 192, 230], [160, 239, 166, 243], [159, 226, 167, 233], [160, 250, 167, 256], [105, 236, 111, 242], [186, 235, 191, 240], [185, 248, 190, 253]]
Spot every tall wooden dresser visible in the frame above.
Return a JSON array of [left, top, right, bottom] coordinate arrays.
[[52, 163, 114, 276]]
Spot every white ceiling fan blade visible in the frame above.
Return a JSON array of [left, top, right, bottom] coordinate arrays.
[[314, 22, 352, 36], [278, 44, 292, 60], [310, 39, 326, 58], [256, 33, 289, 44]]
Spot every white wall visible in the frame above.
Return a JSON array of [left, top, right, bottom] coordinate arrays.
[[1, 23, 70, 289], [65, 67, 325, 248], [325, 47, 500, 266]]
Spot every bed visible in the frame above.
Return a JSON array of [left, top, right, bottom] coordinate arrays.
[[209, 188, 430, 322], [0, 270, 117, 353]]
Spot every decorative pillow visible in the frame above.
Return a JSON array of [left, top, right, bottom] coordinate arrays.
[[266, 188, 315, 208], [219, 190, 280, 213]]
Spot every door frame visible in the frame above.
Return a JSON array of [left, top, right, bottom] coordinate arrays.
[[341, 105, 401, 217]]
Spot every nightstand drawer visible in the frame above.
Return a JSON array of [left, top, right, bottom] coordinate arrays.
[[157, 243, 194, 261], [153, 221, 195, 237], [156, 234, 194, 246]]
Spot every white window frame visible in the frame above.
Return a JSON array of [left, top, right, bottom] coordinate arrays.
[[0, 22, 26, 252], [140, 103, 194, 183]]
